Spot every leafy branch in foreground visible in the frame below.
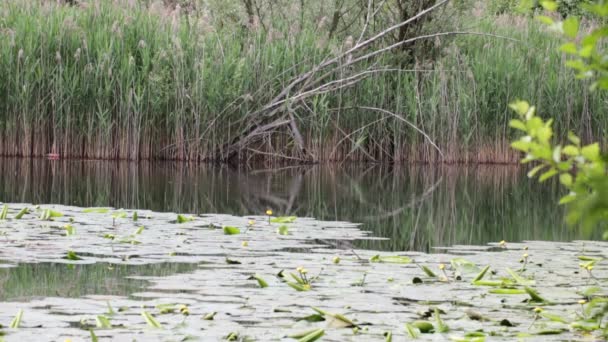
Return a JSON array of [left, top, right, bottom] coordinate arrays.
[[510, 100, 607, 235], [511, 0, 608, 237]]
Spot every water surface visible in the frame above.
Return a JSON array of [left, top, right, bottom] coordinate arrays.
[[0, 158, 597, 252]]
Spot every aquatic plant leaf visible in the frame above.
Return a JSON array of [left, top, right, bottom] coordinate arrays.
[[412, 321, 434, 333], [571, 320, 600, 331], [579, 287, 602, 297], [404, 323, 420, 338], [176, 214, 194, 223], [252, 274, 268, 288], [64, 224, 75, 236], [135, 226, 144, 235], [132, 211, 138, 221], [277, 225, 289, 235], [384, 331, 392, 342], [106, 302, 115, 316], [533, 329, 567, 335], [472, 280, 505, 287], [297, 328, 324, 342], [539, 312, 568, 323], [506, 268, 535, 285], [111, 211, 127, 219], [96, 315, 112, 329], [297, 314, 325, 322], [577, 255, 603, 262], [65, 250, 82, 261], [90, 329, 99, 342], [472, 266, 490, 282], [0, 204, 7, 220], [524, 286, 547, 303], [488, 289, 526, 295], [290, 273, 306, 285], [14, 207, 28, 219], [225, 258, 241, 265], [434, 308, 449, 333], [141, 310, 163, 329], [156, 304, 177, 314], [9, 309, 23, 328], [48, 210, 63, 217], [287, 282, 310, 291], [449, 336, 485, 342], [420, 265, 437, 277], [330, 313, 357, 328], [83, 208, 110, 213], [225, 332, 239, 341], [270, 216, 297, 223], [450, 258, 479, 273], [289, 328, 321, 338], [369, 255, 412, 264], [203, 312, 217, 320], [223, 226, 240, 235]]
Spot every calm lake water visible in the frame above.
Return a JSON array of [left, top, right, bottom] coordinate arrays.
[[0, 158, 597, 252]]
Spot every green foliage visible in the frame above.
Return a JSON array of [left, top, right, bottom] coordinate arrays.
[[512, 0, 608, 235]]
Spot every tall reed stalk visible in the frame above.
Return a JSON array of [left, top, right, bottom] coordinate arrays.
[[0, 1, 605, 163]]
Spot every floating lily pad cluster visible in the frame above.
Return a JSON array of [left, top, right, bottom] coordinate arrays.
[[0, 203, 605, 341]]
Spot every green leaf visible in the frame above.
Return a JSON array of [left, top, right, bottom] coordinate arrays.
[[141, 310, 163, 329], [581, 143, 601, 161], [176, 214, 190, 223], [0, 204, 8, 220], [540, 1, 558, 11], [223, 226, 241, 235], [412, 321, 434, 333], [202, 312, 216, 320], [472, 265, 490, 282], [568, 132, 581, 145], [287, 282, 310, 291], [562, 145, 579, 156], [90, 329, 99, 342], [506, 268, 535, 285], [539, 169, 558, 182], [270, 216, 297, 223], [405, 323, 420, 338], [536, 15, 554, 25], [420, 265, 437, 277], [509, 119, 527, 131], [563, 17, 579, 38], [560, 42, 578, 54], [509, 100, 530, 117], [277, 225, 289, 235], [296, 329, 324, 342], [524, 286, 547, 303], [9, 309, 23, 328], [135, 226, 145, 235], [527, 165, 546, 178], [434, 308, 449, 333], [385, 331, 393, 342], [489, 288, 527, 294], [540, 312, 569, 323], [252, 274, 268, 288], [14, 207, 28, 219], [96, 315, 112, 329], [66, 250, 82, 261], [132, 211, 138, 221], [559, 173, 573, 187], [369, 255, 412, 264], [559, 193, 577, 204]]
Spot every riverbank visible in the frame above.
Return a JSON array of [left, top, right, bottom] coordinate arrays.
[[1, 1, 606, 163]]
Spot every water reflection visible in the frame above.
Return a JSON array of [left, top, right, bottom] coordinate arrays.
[[0, 262, 199, 301], [0, 158, 597, 252]]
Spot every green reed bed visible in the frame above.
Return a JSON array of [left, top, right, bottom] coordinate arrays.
[[0, 1, 605, 162]]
